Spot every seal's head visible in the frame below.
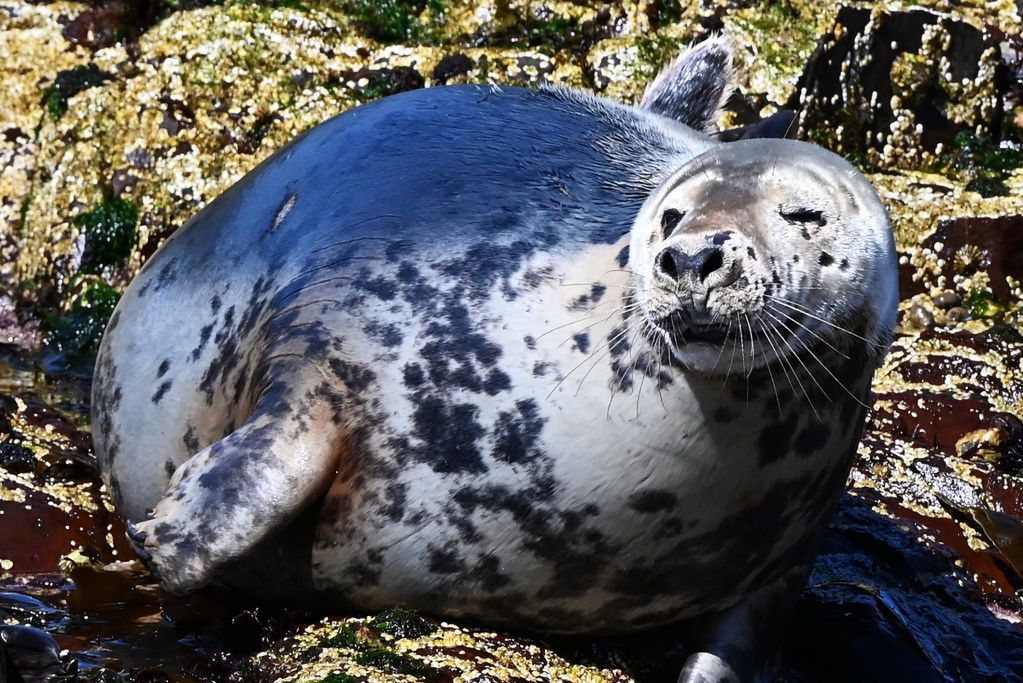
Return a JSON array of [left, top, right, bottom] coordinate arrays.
[[630, 138, 897, 373]]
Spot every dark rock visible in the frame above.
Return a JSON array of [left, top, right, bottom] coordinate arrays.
[[0, 624, 76, 683], [432, 54, 475, 84], [933, 291, 960, 308], [793, 7, 1002, 164], [946, 306, 970, 322], [906, 304, 934, 329]]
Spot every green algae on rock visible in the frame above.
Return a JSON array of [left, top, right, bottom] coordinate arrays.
[[41, 63, 111, 122], [257, 616, 634, 683]]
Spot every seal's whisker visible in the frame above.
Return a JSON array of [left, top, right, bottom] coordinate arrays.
[[757, 319, 793, 410], [738, 313, 749, 378], [555, 302, 642, 348], [766, 296, 882, 348], [743, 314, 757, 379], [709, 317, 733, 375], [551, 319, 635, 400], [559, 282, 633, 290], [535, 301, 633, 342], [756, 320, 783, 415], [789, 331, 872, 411], [762, 322, 822, 422], [642, 317, 670, 415], [766, 315, 833, 418], [763, 304, 849, 359], [606, 319, 645, 419]]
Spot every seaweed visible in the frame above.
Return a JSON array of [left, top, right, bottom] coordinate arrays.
[[367, 607, 437, 639], [43, 280, 120, 361], [74, 197, 140, 274], [41, 64, 111, 121]]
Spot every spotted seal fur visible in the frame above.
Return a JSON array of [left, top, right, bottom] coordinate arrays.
[[92, 38, 897, 682]]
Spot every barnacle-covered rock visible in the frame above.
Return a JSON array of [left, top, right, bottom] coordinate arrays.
[[793, 7, 1003, 170]]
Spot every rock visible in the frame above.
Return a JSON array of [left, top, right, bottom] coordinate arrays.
[[0, 624, 76, 683], [945, 305, 971, 322], [934, 290, 961, 308], [906, 303, 935, 329], [0, 389, 131, 573], [793, 6, 1003, 169]]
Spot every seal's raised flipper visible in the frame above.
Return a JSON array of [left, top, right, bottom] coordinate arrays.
[[677, 563, 809, 683], [126, 357, 344, 595], [639, 35, 734, 132]]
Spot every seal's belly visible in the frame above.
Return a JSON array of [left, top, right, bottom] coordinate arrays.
[[303, 246, 860, 632]]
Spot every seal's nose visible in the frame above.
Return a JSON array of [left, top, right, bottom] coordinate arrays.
[[655, 245, 724, 283]]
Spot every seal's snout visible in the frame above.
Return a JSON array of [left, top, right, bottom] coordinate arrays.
[[655, 243, 725, 283]]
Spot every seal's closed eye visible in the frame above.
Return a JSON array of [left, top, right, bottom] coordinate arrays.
[[780, 207, 826, 226], [661, 209, 686, 238]]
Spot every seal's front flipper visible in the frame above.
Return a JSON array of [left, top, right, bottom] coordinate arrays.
[[127, 358, 343, 595], [639, 35, 734, 132], [677, 564, 809, 683]]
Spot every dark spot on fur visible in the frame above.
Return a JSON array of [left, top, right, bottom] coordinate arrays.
[[409, 397, 486, 474], [366, 321, 403, 347], [157, 359, 170, 377], [470, 554, 512, 592], [794, 423, 831, 456], [532, 361, 554, 377], [819, 252, 835, 267], [758, 412, 799, 465], [616, 245, 629, 267], [403, 363, 425, 388], [427, 544, 465, 574], [712, 407, 735, 423], [183, 424, 200, 453], [571, 332, 590, 353], [627, 489, 677, 513], [483, 368, 512, 395], [747, 247, 756, 260], [839, 257, 850, 270], [191, 323, 214, 361], [151, 380, 172, 403], [492, 399, 546, 465], [524, 335, 536, 349]]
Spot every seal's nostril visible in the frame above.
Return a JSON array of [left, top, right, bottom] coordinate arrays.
[[656, 250, 679, 280], [699, 249, 724, 282], [656, 246, 723, 283]]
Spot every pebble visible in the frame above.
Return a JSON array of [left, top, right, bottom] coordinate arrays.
[[934, 291, 961, 308], [946, 307, 971, 322], [907, 304, 934, 329]]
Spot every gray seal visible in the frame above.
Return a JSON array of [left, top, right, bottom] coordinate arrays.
[[91, 38, 897, 683]]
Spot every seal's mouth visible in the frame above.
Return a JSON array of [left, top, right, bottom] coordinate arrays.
[[652, 311, 739, 346]]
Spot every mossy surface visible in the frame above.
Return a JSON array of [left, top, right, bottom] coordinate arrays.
[[934, 132, 1023, 198], [314, 674, 358, 683], [346, 0, 445, 43], [318, 624, 359, 649], [366, 606, 437, 639], [74, 197, 140, 274], [354, 645, 440, 677], [43, 280, 120, 361], [42, 64, 111, 122]]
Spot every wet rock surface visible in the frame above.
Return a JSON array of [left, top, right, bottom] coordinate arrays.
[[2, 0, 1023, 681]]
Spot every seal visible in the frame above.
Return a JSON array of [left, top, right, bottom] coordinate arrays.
[[91, 38, 897, 682]]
